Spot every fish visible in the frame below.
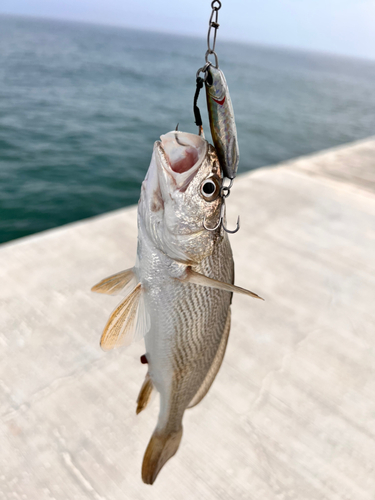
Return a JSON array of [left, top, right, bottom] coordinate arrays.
[[205, 65, 240, 180], [92, 130, 262, 484]]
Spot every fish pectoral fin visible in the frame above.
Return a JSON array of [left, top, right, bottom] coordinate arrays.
[[99, 284, 150, 351], [91, 268, 137, 295], [180, 268, 264, 300]]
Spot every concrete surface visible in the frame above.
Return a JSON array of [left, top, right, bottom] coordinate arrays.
[[1, 137, 375, 499]]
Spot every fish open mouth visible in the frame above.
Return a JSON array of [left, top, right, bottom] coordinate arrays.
[[157, 131, 207, 190], [163, 136, 198, 174]]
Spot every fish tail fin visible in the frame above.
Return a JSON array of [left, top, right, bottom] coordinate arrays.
[[142, 427, 183, 485]]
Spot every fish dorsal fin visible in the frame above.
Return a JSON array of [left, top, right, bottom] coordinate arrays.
[[180, 268, 264, 301], [91, 268, 137, 295], [188, 309, 231, 409], [94, 273, 150, 351]]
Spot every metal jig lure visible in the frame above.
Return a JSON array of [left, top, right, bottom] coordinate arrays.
[[195, 1, 240, 234]]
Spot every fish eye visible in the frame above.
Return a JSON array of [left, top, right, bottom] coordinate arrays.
[[200, 177, 221, 202]]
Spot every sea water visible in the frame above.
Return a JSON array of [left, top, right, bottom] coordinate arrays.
[[1, 15, 375, 243]]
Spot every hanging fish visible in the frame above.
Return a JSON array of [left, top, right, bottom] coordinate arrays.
[[205, 65, 240, 180], [92, 131, 262, 484]]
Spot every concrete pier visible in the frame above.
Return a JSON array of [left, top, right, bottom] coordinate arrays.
[[1, 137, 375, 499]]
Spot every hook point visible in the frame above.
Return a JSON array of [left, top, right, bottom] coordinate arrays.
[[222, 214, 240, 234]]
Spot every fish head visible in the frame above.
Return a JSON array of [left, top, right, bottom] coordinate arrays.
[[139, 131, 224, 264]]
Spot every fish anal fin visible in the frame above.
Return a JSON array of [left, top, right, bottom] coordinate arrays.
[[188, 309, 231, 409], [180, 268, 264, 300], [142, 428, 183, 485], [136, 373, 154, 415], [91, 268, 136, 295]]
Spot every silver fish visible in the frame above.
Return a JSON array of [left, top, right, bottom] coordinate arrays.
[[92, 131, 261, 484], [205, 65, 240, 180]]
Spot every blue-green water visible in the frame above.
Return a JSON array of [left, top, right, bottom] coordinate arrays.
[[1, 15, 375, 244]]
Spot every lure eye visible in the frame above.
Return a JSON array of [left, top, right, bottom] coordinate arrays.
[[200, 177, 221, 202]]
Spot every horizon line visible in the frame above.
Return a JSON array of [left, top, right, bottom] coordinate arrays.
[[2, 11, 375, 65]]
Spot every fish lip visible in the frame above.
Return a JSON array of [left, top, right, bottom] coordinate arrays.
[[155, 141, 169, 171], [155, 141, 177, 186]]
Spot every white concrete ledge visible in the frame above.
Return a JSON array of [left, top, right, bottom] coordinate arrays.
[[1, 138, 375, 499]]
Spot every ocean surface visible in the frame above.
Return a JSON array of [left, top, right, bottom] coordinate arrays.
[[1, 15, 375, 244]]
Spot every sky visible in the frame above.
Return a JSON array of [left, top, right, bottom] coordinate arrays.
[[1, 0, 374, 60]]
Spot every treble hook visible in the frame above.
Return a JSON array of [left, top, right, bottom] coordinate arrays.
[[203, 198, 240, 234]]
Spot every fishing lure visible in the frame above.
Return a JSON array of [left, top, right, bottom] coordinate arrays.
[[194, 0, 240, 233]]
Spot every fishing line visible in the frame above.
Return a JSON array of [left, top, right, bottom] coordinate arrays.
[[194, 1, 221, 136]]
